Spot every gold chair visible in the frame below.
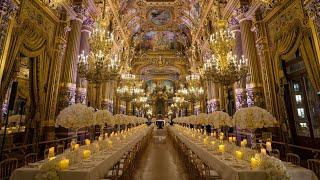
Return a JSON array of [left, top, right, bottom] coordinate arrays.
[[0, 158, 18, 180], [307, 159, 320, 179], [24, 153, 38, 166], [270, 149, 280, 159], [286, 153, 300, 166], [56, 144, 65, 155]]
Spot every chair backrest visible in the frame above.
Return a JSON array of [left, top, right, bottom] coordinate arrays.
[[24, 153, 38, 166], [0, 158, 18, 179], [56, 145, 64, 155], [307, 159, 320, 179], [43, 148, 49, 159], [286, 153, 300, 166], [270, 149, 280, 159]]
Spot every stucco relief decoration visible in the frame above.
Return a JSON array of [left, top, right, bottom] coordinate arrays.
[[305, 0, 320, 31], [19, 0, 55, 43], [267, 0, 304, 47]]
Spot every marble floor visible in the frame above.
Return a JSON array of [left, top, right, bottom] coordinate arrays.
[[132, 128, 190, 180]]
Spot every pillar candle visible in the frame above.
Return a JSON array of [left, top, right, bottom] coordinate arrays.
[[83, 150, 91, 159], [59, 159, 70, 170], [85, 139, 90, 145], [250, 157, 259, 169], [74, 144, 79, 151], [228, 137, 233, 143], [266, 141, 272, 151], [261, 148, 267, 155], [218, 144, 225, 153], [48, 147, 55, 158], [235, 150, 243, 160]]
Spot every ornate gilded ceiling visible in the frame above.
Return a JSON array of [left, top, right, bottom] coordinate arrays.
[[111, 0, 203, 80]]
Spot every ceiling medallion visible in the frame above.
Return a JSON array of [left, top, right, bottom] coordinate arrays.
[[148, 9, 172, 26]]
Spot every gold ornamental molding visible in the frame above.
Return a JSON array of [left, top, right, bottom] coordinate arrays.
[[192, 0, 214, 46], [107, 0, 130, 47]]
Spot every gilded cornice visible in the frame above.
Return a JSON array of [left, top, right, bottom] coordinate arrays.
[[107, 0, 130, 47], [192, 0, 214, 46]]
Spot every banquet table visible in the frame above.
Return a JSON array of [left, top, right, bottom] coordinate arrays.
[[168, 125, 318, 180], [10, 125, 153, 180]]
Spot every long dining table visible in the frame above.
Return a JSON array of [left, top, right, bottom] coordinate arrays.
[[10, 125, 153, 180], [168, 125, 318, 180]]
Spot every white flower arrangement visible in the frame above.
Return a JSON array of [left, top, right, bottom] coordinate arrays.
[[259, 155, 290, 180], [197, 113, 209, 125], [94, 110, 113, 126], [56, 104, 95, 129], [233, 106, 278, 129], [208, 111, 233, 128], [113, 114, 127, 125]]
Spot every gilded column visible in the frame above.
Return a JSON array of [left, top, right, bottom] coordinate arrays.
[[237, 5, 264, 107], [230, 17, 247, 110], [252, 10, 280, 117], [58, 5, 84, 111], [76, 18, 93, 104]]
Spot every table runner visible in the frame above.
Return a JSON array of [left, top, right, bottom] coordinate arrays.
[[10, 126, 153, 180], [168, 126, 317, 180]]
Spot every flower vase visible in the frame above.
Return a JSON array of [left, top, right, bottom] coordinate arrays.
[[100, 125, 105, 136], [250, 129, 256, 149]]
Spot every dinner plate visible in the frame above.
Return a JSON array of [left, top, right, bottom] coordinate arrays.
[[231, 164, 247, 169]]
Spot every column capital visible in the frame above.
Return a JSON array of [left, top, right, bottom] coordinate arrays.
[[304, 0, 320, 28]]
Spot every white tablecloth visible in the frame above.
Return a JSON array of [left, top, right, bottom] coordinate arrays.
[[11, 126, 153, 180], [168, 126, 318, 180]]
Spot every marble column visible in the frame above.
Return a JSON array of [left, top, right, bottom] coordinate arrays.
[[76, 18, 93, 104], [237, 6, 264, 107], [58, 5, 84, 111]]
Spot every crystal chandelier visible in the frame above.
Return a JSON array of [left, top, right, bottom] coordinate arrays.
[[116, 72, 144, 101], [204, 20, 248, 86], [77, 19, 120, 82]]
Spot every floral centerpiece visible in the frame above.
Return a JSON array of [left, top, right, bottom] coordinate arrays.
[[56, 104, 95, 130], [113, 114, 127, 125], [197, 113, 209, 125], [94, 110, 113, 133], [208, 111, 233, 128], [233, 106, 278, 129], [259, 155, 290, 180]]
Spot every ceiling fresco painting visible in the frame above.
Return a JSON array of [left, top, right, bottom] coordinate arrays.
[[115, 0, 203, 79], [148, 9, 172, 26]]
